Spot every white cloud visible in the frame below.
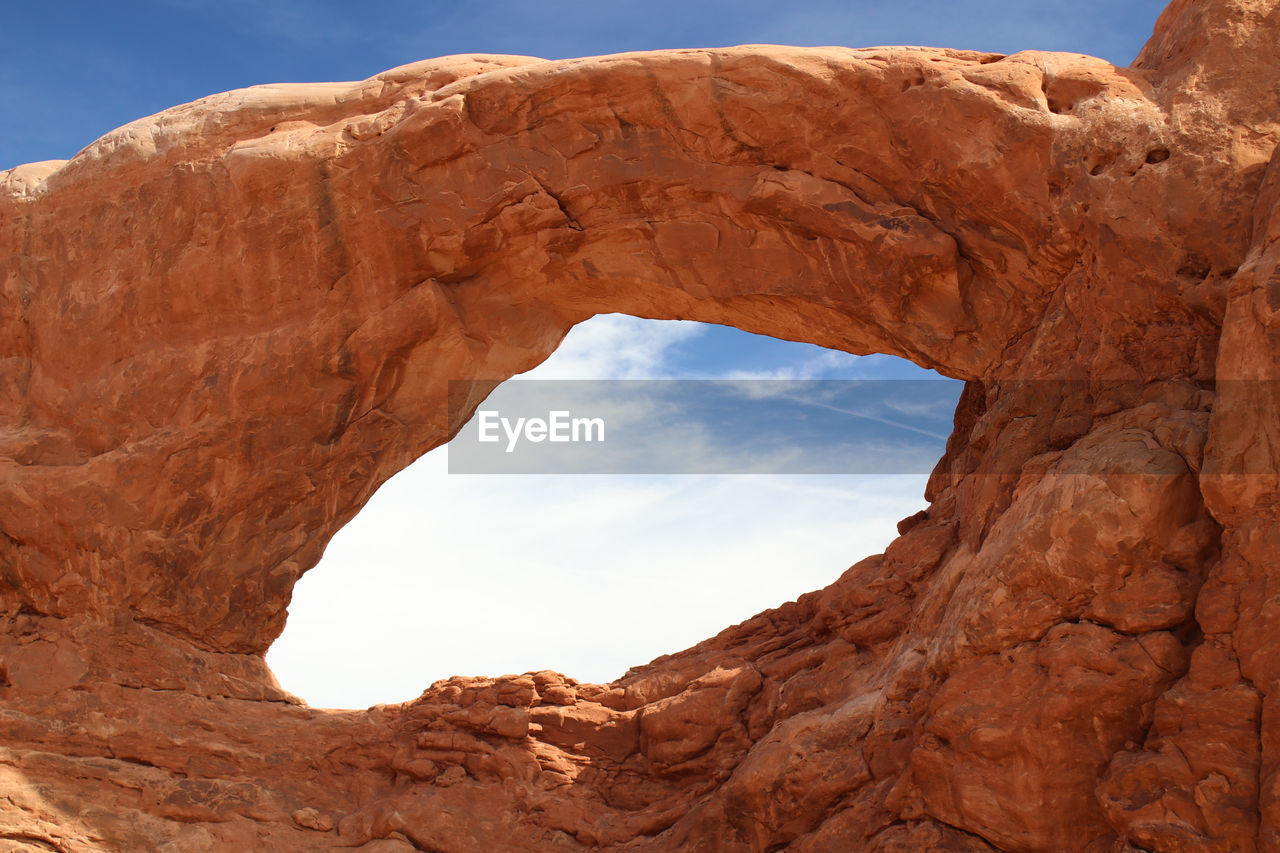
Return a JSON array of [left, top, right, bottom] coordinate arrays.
[[267, 316, 934, 709], [520, 314, 704, 379], [267, 451, 926, 708], [720, 348, 861, 381]]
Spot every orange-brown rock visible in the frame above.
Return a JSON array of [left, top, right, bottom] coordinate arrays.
[[3, 0, 1279, 849]]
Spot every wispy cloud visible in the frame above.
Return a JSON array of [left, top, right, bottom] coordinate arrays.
[[269, 316, 936, 708], [520, 314, 706, 380], [720, 348, 861, 380]]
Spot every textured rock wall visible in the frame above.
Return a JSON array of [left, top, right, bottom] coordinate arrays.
[[2, 0, 1279, 850]]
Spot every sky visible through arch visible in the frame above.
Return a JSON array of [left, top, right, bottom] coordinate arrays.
[[4, 1, 1172, 708], [280, 318, 951, 706]]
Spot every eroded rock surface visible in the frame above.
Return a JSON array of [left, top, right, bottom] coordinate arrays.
[[3, 1, 1280, 849]]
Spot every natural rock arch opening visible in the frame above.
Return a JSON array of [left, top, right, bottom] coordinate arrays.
[[4, 43, 1060, 655], [267, 315, 951, 709]]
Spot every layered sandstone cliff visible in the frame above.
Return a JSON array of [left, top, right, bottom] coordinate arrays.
[[3, 0, 1280, 849]]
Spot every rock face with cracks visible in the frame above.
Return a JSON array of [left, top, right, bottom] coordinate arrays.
[[3, 0, 1280, 849]]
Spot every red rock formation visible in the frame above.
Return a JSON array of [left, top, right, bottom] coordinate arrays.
[[2, 0, 1279, 849]]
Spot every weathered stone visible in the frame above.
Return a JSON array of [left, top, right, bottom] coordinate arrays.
[[2, 1, 1279, 850]]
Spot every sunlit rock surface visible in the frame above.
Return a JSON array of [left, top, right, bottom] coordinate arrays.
[[3, 0, 1280, 849]]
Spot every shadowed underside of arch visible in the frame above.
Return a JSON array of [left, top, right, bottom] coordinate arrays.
[[3, 0, 1280, 850]]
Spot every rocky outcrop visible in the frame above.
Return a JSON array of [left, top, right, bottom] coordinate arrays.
[[3, 0, 1280, 849]]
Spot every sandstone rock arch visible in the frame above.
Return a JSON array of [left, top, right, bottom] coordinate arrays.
[[3, 0, 1280, 850]]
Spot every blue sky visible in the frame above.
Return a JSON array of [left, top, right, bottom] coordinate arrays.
[[4, 2, 1177, 706]]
